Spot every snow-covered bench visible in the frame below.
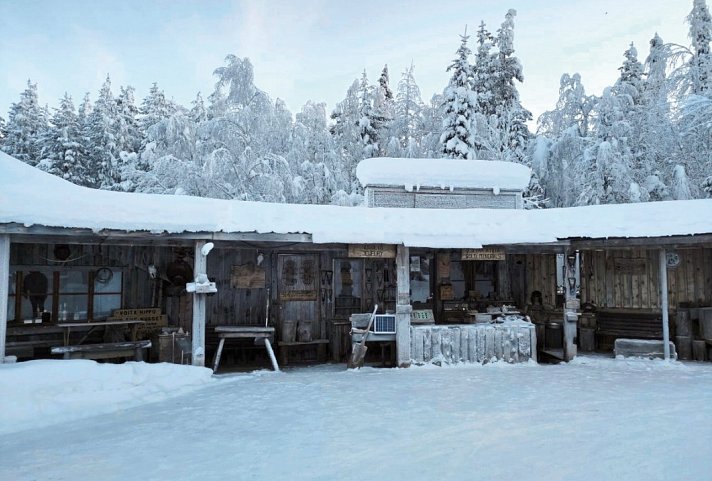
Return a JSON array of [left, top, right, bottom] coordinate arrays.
[[614, 338, 676, 360], [51, 340, 151, 361]]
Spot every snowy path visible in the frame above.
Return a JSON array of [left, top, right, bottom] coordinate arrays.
[[2, 358, 712, 481]]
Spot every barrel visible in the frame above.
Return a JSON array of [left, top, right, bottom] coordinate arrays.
[[692, 340, 707, 362], [281, 320, 297, 343], [699, 308, 712, 340], [578, 327, 596, 352], [676, 310, 691, 337], [676, 336, 692, 360]]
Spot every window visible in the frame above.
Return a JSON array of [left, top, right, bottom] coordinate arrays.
[[7, 267, 123, 323]]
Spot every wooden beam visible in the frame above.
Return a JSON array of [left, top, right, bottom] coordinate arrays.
[[0, 223, 313, 244], [0, 235, 9, 362], [192, 240, 207, 367], [395, 244, 411, 367], [659, 249, 671, 360]]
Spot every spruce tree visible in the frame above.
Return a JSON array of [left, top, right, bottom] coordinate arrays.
[[2, 80, 48, 165], [40, 93, 86, 183], [394, 63, 424, 156], [440, 30, 476, 159], [85, 75, 120, 188], [687, 0, 712, 94]]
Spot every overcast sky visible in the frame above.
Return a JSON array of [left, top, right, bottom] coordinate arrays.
[[0, 0, 691, 126]]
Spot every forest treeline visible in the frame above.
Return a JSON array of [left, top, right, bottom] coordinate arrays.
[[1, 2, 711, 207]]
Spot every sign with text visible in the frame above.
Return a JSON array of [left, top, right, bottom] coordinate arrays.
[[461, 248, 506, 261], [348, 244, 396, 258]]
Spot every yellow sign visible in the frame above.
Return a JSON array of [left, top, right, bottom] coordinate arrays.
[[461, 248, 506, 261], [348, 244, 397, 258]]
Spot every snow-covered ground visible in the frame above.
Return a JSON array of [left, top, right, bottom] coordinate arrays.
[[1, 358, 712, 481]]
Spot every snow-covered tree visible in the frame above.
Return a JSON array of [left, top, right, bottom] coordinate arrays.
[[2, 80, 48, 165], [357, 70, 381, 158], [37, 93, 86, 183], [487, 9, 532, 162], [393, 63, 424, 156], [440, 30, 476, 159], [687, 0, 712, 94], [85, 75, 120, 188]]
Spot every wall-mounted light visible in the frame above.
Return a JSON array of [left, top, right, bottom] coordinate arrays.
[[148, 264, 158, 279], [257, 252, 264, 266]]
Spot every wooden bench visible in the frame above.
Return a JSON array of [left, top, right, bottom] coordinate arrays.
[[277, 340, 329, 366], [51, 340, 152, 361], [596, 309, 665, 351]]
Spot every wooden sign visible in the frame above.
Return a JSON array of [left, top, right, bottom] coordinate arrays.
[[111, 308, 162, 321], [461, 248, 506, 261], [612, 257, 646, 274], [109, 308, 168, 337], [348, 244, 396, 258], [231, 263, 266, 289], [280, 290, 317, 301]]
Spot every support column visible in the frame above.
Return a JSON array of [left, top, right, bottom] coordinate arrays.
[[659, 249, 671, 360], [192, 240, 207, 367], [395, 244, 411, 367], [563, 250, 580, 362], [0, 235, 9, 362]]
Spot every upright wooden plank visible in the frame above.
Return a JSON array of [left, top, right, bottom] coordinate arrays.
[[640, 248, 650, 308], [685, 249, 696, 305], [395, 244, 411, 366], [704, 248, 712, 305], [693, 248, 705, 304], [192, 240, 207, 367], [605, 251, 615, 307], [0, 235, 10, 361]]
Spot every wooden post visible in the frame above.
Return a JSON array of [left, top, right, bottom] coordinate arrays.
[[395, 244, 411, 367], [0, 235, 9, 362], [659, 249, 671, 360], [563, 250, 579, 362], [192, 240, 207, 367]]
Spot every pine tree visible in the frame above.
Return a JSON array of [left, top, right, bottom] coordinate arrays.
[[85, 75, 120, 188], [378, 65, 393, 101], [116, 85, 141, 154], [440, 30, 476, 159], [39, 93, 86, 183], [190, 92, 208, 123], [138, 83, 176, 145], [2, 80, 49, 165], [394, 63, 424, 156], [357, 70, 380, 158], [473, 21, 496, 117], [488, 9, 532, 162], [687, 0, 712, 94]]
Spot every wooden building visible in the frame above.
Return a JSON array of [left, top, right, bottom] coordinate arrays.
[[2, 153, 712, 368]]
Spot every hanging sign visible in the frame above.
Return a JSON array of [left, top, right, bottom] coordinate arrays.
[[461, 248, 506, 261], [348, 244, 396, 258]]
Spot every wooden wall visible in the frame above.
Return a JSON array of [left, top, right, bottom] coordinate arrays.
[[580, 247, 712, 309], [519, 247, 712, 310], [10, 242, 195, 327]]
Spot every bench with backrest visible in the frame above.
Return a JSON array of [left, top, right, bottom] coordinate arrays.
[[51, 340, 151, 361], [596, 309, 666, 351]]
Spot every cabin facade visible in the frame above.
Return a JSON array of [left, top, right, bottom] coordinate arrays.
[[2, 153, 712, 369]]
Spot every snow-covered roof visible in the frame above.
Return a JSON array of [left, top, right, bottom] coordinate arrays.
[[356, 157, 532, 191], [1, 152, 712, 248]]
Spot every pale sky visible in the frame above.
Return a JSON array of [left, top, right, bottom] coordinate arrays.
[[0, 0, 691, 126]]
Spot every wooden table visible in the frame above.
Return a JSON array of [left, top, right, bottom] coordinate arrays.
[[212, 326, 279, 373], [57, 320, 146, 346]]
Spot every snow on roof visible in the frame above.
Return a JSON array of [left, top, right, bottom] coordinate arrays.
[[1, 152, 712, 248], [356, 157, 532, 191]]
